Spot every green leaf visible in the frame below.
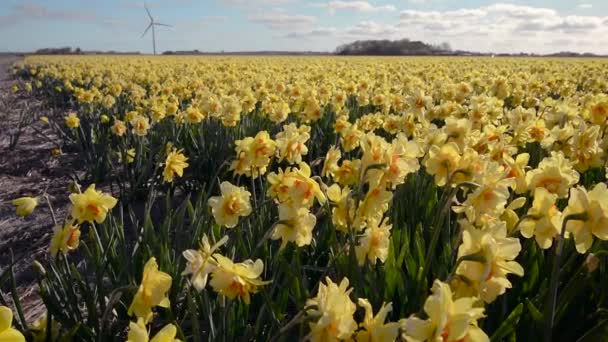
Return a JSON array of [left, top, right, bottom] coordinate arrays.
[[525, 298, 543, 323], [576, 319, 608, 342], [490, 303, 524, 342]]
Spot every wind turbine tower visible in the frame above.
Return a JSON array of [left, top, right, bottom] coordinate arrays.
[[142, 4, 172, 55]]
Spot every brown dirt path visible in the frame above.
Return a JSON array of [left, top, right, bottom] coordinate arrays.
[[0, 55, 77, 322]]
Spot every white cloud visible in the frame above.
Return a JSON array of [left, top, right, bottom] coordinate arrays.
[[219, 0, 296, 6], [285, 3, 608, 54], [313, 1, 396, 15], [284, 27, 339, 39], [578, 3, 592, 10], [249, 11, 316, 30]]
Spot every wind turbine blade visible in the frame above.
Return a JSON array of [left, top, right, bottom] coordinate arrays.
[[142, 23, 152, 37], [144, 3, 153, 21], [154, 23, 172, 27]]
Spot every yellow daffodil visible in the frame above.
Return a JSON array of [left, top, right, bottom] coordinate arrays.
[[401, 280, 488, 342], [275, 123, 310, 164], [65, 112, 80, 129], [128, 257, 172, 323], [267, 163, 325, 209], [49, 220, 81, 257], [127, 318, 182, 342], [326, 184, 354, 231], [163, 149, 189, 183], [209, 254, 269, 304], [322, 146, 342, 178], [131, 115, 150, 137], [31, 313, 60, 342], [355, 299, 399, 342], [353, 186, 393, 230], [0, 306, 25, 341], [504, 153, 529, 194], [69, 184, 118, 224], [112, 120, 127, 136], [355, 218, 392, 266], [126, 318, 149, 342], [334, 159, 361, 186], [526, 151, 579, 198], [182, 234, 228, 291], [272, 203, 317, 248], [455, 220, 524, 303], [519, 187, 562, 249], [208, 181, 252, 228], [424, 142, 461, 186], [306, 277, 357, 342], [12, 196, 38, 217], [563, 183, 608, 253], [453, 161, 515, 225]]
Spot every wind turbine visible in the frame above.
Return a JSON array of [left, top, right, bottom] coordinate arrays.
[[141, 3, 172, 55]]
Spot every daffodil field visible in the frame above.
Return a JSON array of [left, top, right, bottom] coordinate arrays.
[[4, 55, 608, 341]]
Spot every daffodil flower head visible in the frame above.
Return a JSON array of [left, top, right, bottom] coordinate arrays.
[[355, 218, 392, 266], [519, 187, 561, 249], [424, 142, 461, 187], [65, 112, 80, 129], [455, 220, 524, 303], [163, 148, 189, 183], [0, 305, 26, 341], [401, 280, 488, 342], [326, 184, 354, 232], [181, 234, 228, 291], [355, 299, 399, 342], [275, 123, 310, 164], [128, 257, 172, 323], [127, 317, 182, 342], [525, 151, 579, 198], [271, 203, 317, 248], [208, 181, 252, 228], [12, 196, 38, 217], [209, 254, 269, 304], [31, 313, 60, 342], [112, 120, 127, 136], [563, 183, 608, 253], [49, 220, 81, 257], [305, 277, 357, 342], [321, 146, 342, 178], [69, 184, 118, 224]]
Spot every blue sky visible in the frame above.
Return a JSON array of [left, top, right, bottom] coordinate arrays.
[[1, 0, 607, 53]]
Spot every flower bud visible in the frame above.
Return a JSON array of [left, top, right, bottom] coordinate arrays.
[[586, 253, 600, 273], [12, 196, 38, 217], [32, 260, 47, 277], [67, 181, 81, 194]]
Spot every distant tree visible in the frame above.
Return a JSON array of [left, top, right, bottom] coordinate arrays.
[[335, 38, 452, 56]]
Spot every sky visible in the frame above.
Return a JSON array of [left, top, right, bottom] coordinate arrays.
[[1, 0, 608, 54]]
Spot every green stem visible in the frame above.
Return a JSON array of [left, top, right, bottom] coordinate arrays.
[[543, 212, 588, 342], [9, 255, 28, 331], [418, 183, 458, 297], [509, 214, 542, 237]]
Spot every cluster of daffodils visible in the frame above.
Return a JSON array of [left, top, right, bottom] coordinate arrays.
[[12, 184, 118, 258], [9, 55, 608, 339], [181, 234, 269, 304], [50, 184, 118, 257], [305, 277, 400, 342]]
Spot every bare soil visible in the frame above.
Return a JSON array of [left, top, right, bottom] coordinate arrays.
[[0, 56, 80, 322]]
